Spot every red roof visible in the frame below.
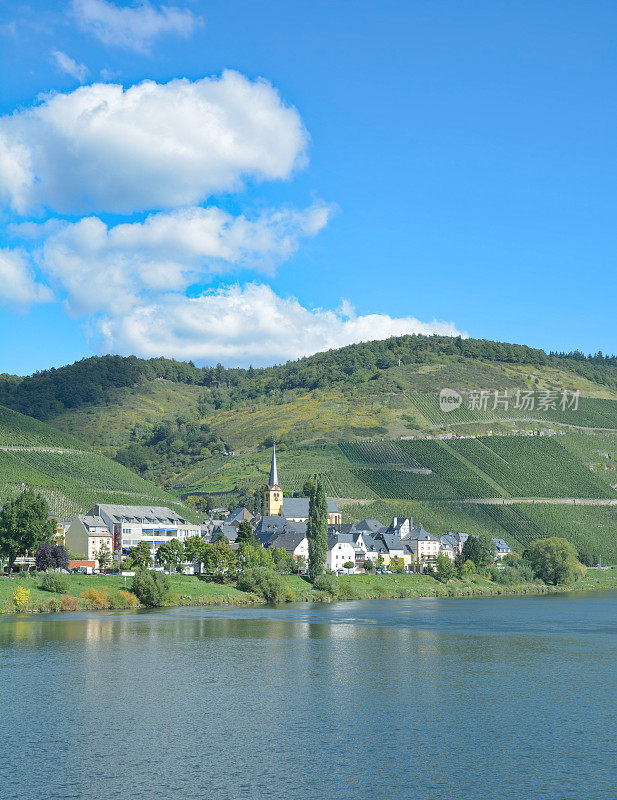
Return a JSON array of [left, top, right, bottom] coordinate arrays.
[[69, 560, 96, 568]]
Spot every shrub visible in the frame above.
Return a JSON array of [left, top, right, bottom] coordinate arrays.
[[237, 567, 293, 602], [80, 588, 110, 609], [60, 594, 81, 611], [109, 590, 140, 609], [40, 571, 70, 594], [131, 568, 170, 607], [35, 543, 69, 571], [12, 585, 30, 610], [312, 574, 339, 597]]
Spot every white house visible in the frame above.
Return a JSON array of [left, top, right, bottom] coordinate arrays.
[[327, 534, 358, 573]]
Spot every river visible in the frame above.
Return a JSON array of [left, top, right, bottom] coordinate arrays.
[[2, 593, 617, 800]]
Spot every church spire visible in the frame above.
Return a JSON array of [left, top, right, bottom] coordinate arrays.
[[268, 442, 279, 488]]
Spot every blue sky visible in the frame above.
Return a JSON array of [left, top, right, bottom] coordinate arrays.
[[1, 0, 616, 375]]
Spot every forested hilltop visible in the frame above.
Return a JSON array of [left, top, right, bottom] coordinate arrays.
[[3, 335, 617, 422], [3, 334, 617, 492]]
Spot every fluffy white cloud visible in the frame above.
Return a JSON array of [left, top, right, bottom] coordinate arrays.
[[95, 284, 464, 365], [73, 0, 201, 53], [0, 249, 52, 306], [19, 202, 332, 315], [51, 50, 89, 82], [0, 71, 308, 214]]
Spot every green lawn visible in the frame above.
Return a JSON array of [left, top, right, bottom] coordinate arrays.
[[3, 568, 617, 614]]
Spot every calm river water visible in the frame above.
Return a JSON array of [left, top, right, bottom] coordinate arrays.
[[2, 593, 617, 800]]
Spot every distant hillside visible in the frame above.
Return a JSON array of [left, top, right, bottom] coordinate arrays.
[[0, 404, 194, 521], [3, 336, 617, 491]]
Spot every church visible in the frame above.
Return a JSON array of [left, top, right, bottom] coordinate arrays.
[[264, 444, 342, 526]]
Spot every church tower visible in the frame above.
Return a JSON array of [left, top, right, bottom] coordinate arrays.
[[264, 443, 284, 516]]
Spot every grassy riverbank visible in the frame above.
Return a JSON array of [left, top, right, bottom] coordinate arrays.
[[2, 568, 617, 614]]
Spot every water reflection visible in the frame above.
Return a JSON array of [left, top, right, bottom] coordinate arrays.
[[2, 596, 617, 800]]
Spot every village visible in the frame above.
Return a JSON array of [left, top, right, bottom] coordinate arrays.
[[58, 446, 511, 575]]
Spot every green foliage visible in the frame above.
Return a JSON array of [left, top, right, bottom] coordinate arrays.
[[237, 542, 275, 570], [40, 570, 70, 593], [202, 539, 236, 577], [524, 537, 586, 585], [461, 533, 495, 570], [236, 519, 256, 545], [307, 481, 328, 581], [0, 488, 55, 571], [236, 567, 293, 602], [128, 541, 153, 568], [156, 538, 185, 571], [434, 552, 455, 582], [271, 547, 295, 573], [95, 542, 111, 570], [131, 568, 170, 606], [312, 574, 339, 597], [183, 535, 208, 564]]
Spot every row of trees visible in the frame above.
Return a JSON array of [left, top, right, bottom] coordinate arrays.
[[429, 532, 587, 586]]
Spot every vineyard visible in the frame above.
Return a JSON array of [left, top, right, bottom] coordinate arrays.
[[408, 393, 617, 430], [0, 409, 192, 519], [448, 436, 615, 498], [339, 440, 422, 468], [0, 405, 88, 449]]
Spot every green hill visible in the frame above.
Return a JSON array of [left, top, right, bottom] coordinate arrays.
[[4, 335, 617, 557], [0, 404, 193, 520]]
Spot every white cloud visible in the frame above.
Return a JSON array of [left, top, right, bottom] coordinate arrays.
[[73, 0, 202, 53], [51, 50, 89, 82], [0, 71, 308, 215], [94, 284, 464, 366], [20, 202, 332, 315], [0, 249, 52, 307]]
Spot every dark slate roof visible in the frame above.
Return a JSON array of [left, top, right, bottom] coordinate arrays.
[[213, 524, 238, 542], [352, 519, 386, 534], [227, 507, 253, 524], [377, 533, 405, 552], [440, 534, 459, 549], [282, 497, 341, 517], [493, 538, 511, 550], [268, 532, 307, 553], [408, 525, 439, 542]]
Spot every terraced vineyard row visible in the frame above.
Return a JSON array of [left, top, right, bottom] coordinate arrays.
[[0, 448, 190, 518], [339, 440, 422, 468], [449, 437, 615, 498], [352, 468, 460, 500], [0, 405, 88, 449], [397, 440, 499, 497], [283, 470, 372, 499], [409, 393, 617, 430]]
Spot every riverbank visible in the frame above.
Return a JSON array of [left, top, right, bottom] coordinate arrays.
[[2, 567, 617, 614]]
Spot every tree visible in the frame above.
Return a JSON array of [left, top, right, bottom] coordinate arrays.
[[524, 537, 586, 585], [0, 489, 56, 572], [363, 559, 374, 572], [271, 547, 294, 574], [156, 538, 184, 573], [294, 554, 307, 574], [184, 535, 208, 565], [202, 539, 236, 577], [132, 568, 170, 607], [35, 542, 69, 571], [301, 479, 315, 498], [376, 554, 385, 569], [307, 481, 328, 581], [236, 520, 257, 545], [342, 560, 354, 573], [128, 541, 153, 568], [237, 541, 275, 571], [577, 547, 596, 568], [435, 552, 455, 582], [95, 542, 111, 571], [461, 534, 495, 571], [460, 559, 475, 576]]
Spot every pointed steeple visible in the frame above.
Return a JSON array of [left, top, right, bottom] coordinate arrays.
[[268, 442, 279, 488]]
